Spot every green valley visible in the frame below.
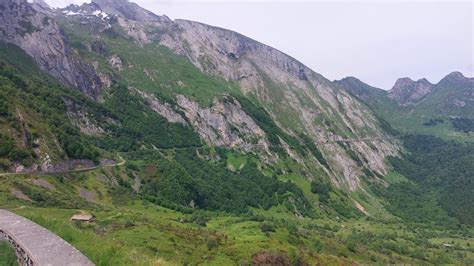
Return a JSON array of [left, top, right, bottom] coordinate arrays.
[[0, 0, 472, 265]]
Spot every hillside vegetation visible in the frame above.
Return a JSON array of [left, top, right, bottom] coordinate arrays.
[[0, 0, 472, 264]]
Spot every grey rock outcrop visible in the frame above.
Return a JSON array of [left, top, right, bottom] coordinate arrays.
[[0, 0, 102, 98], [175, 95, 269, 151], [134, 88, 269, 151], [108, 54, 123, 71], [65, 99, 105, 136], [388, 77, 434, 105], [132, 89, 187, 124]]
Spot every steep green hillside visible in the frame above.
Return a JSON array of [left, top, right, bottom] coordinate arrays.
[[1, 158, 473, 265], [385, 135, 474, 226], [0, 0, 472, 264], [0, 42, 101, 168], [1, 46, 472, 264]]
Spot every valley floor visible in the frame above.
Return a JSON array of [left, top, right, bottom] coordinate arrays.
[[0, 185, 472, 265]]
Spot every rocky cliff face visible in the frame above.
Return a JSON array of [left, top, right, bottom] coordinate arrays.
[[388, 77, 434, 105], [175, 95, 270, 152], [133, 88, 270, 152], [0, 0, 102, 98], [64, 99, 105, 136], [156, 19, 400, 190]]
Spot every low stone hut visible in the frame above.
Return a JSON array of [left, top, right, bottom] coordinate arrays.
[[70, 214, 95, 223]]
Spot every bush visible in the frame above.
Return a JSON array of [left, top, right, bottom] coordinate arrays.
[[260, 223, 276, 233], [314, 239, 323, 252], [207, 239, 218, 250], [310, 179, 332, 203]]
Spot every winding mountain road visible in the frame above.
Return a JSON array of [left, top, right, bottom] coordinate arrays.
[[0, 209, 94, 265], [0, 137, 399, 177], [0, 155, 126, 177]]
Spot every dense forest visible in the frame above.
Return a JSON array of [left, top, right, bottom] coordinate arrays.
[[377, 135, 474, 226], [0, 60, 100, 165], [452, 117, 474, 133], [135, 149, 312, 215]]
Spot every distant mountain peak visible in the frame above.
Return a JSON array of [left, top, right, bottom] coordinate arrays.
[[31, 0, 49, 8], [442, 71, 468, 82], [388, 77, 434, 105], [335, 76, 386, 100], [395, 77, 414, 84], [91, 0, 170, 23], [446, 71, 465, 78], [438, 71, 474, 89], [392, 77, 432, 88]]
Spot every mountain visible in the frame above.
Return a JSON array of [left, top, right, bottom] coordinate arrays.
[[0, 0, 472, 264], [1, 0, 400, 191], [335, 76, 389, 105], [0, 0, 102, 97], [337, 72, 474, 226], [388, 77, 434, 105], [336, 72, 474, 141]]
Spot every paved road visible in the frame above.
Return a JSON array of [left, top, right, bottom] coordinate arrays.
[[0, 155, 126, 177], [0, 209, 94, 265]]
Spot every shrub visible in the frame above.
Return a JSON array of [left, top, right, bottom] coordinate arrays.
[[207, 239, 218, 250], [260, 223, 275, 233]]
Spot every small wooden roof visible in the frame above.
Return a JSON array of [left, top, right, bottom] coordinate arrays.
[[70, 214, 94, 221]]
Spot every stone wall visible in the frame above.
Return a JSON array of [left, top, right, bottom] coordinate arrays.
[[0, 230, 33, 266]]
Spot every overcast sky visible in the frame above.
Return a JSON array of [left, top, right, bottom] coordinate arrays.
[[44, 0, 473, 90]]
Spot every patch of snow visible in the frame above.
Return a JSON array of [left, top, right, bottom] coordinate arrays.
[[64, 10, 81, 16], [92, 10, 110, 20]]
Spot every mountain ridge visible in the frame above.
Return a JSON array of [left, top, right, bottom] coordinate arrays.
[[0, 0, 473, 264], [4, 0, 401, 191], [336, 71, 474, 140]]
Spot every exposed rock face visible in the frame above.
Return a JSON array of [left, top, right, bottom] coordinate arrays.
[[156, 19, 401, 187], [108, 54, 123, 71], [134, 88, 270, 151], [58, 2, 114, 34], [79, 187, 96, 203], [65, 99, 105, 136], [0, 0, 102, 98], [132, 89, 187, 124], [11, 188, 32, 201], [160, 19, 310, 86], [29, 178, 55, 190], [388, 77, 434, 105], [176, 95, 269, 151]]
